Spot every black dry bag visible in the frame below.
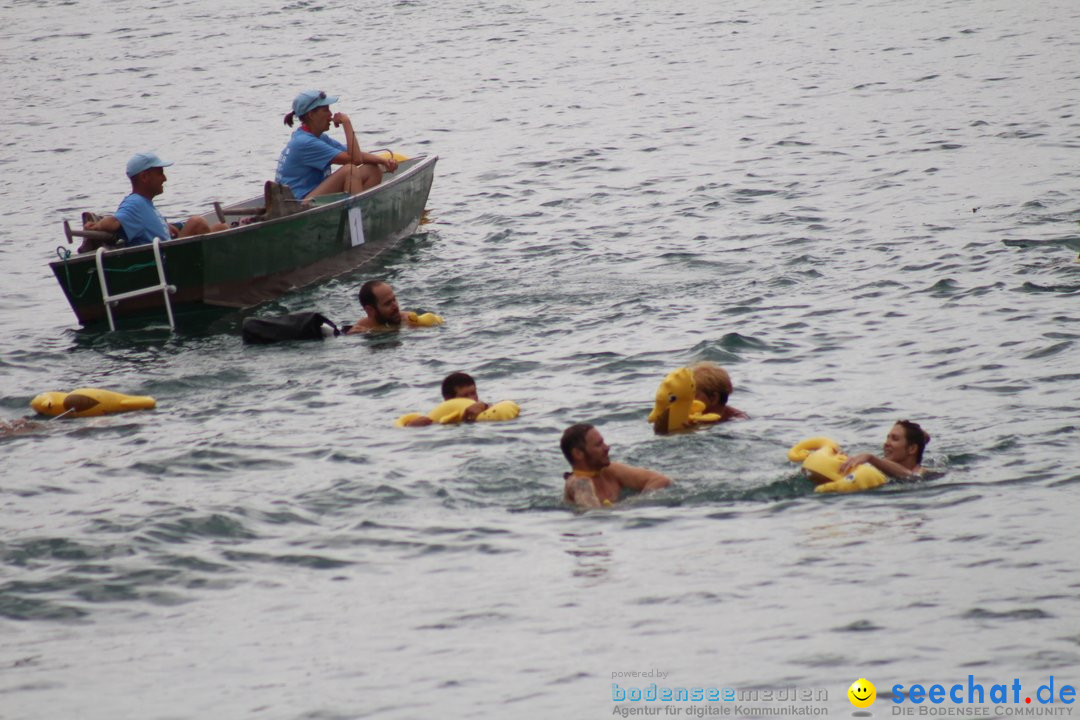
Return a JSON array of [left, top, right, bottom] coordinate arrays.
[[241, 312, 340, 344]]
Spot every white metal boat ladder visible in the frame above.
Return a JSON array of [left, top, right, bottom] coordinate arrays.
[[95, 237, 176, 331]]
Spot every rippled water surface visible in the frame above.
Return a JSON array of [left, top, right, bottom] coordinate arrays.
[[2, 0, 1079, 718]]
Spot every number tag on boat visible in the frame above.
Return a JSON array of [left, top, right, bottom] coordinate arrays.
[[348, 206, 365, 247]]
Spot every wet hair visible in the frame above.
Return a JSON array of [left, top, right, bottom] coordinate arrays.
[[691, 362, 733, 407], [896, 419, 931, 464], [441, 372, 476, 401], [560, 423, 595, 465], [358, 280, 383, 311]]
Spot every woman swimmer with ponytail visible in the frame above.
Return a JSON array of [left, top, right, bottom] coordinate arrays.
[[838, 420, 931, 480]]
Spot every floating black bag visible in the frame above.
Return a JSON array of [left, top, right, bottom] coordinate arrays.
[[241, 312, 340, 344]]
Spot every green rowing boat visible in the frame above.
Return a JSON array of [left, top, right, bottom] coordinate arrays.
[[50, 154, 437, 328]]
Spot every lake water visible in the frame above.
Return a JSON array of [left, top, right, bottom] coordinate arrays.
[[1, 0, 1079, 718]]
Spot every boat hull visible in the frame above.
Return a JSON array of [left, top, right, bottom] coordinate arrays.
[[50, 155, 437, 327]]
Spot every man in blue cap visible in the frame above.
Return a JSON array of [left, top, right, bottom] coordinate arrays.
[[83, 152, 225, 249], [275, 89, 397, 201]]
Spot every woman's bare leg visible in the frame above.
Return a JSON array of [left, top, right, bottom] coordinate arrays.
[[354, 164, 382, 191], [306, 163, 382, 199]]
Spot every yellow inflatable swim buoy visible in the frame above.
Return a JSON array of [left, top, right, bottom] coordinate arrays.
[[787, 436, 841, 463], [647, 367, 721, 433], [787, 437, 887, 494], [377, 150, 410, 164], [405, 311, 443, 327], [394, 398, 520, 427], [473, 400, 520, 422], [31, 388, 156, 418]]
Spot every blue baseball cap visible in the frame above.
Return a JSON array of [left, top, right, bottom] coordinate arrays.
[[292, 89, 338, 118], [126, 152, 173, 178]]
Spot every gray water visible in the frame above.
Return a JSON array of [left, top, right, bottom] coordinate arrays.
[[1, 0, 1079, 718]]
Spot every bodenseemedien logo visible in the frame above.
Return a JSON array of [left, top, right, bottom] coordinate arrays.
[[609, 678, 830, 716]]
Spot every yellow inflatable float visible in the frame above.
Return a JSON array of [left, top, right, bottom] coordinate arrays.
[[404, 311, 444, 327], [31, 388, 156, 418], [378, 150, 410, 164], [648, 367, 721, 433], [788, 437, 887, 493], [395, 398, 520, 427]]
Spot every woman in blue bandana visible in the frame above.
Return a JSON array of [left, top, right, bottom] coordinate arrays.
[[275, 90, 398, 201]]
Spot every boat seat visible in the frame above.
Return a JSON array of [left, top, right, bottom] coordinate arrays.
[[264, 181, 301, 220], [212, 182, 302, 225], [64, 213, 121, 254]]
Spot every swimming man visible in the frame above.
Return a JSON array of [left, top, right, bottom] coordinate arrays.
[[346, 280, 441, 333], [561, 423, 672, 509], [404, 372, 490, 427]]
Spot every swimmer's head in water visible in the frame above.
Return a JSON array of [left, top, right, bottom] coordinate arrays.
[[897, 419, 930, 463], [885, 420, 930, 465], [441, 372, 478, 401], [561, 423, 610, 471], [691, 362, 733, 411], [359, 280, 401, 326]]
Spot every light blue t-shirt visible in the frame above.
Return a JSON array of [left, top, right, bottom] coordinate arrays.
[[114, 193, 171, 246], [275, 129, 347, 199]]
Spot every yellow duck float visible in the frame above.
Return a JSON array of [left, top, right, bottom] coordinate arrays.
[[31, 388, 156, 418], [394, 397, 520, 427], [647, 367, 721, 434], [787, 437, 887, 493]]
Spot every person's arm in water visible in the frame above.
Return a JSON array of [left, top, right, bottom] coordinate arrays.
[[564, 474, 604, 509], [839, 453, 921, 479], [605, 462, 672, 493]]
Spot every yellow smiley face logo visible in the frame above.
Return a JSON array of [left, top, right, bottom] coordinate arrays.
[[848, 678, 876, 708]]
